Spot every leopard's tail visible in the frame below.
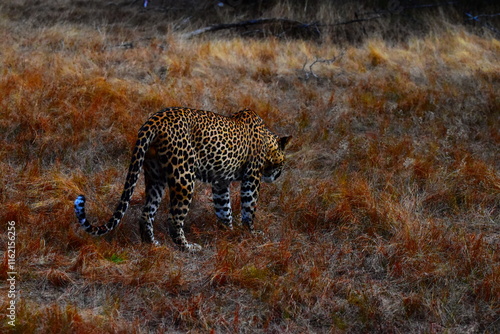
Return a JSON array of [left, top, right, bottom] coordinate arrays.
[[74, 119, 159, 236]]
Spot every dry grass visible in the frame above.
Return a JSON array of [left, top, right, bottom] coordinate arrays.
[[0, 1, 499, 333]]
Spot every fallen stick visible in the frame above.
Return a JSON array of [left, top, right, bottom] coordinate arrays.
[[182, 17, 321, 39]]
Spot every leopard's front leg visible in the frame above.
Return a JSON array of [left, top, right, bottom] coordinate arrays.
[[212, 182, 233, 229], [240, 175, 261, 234]]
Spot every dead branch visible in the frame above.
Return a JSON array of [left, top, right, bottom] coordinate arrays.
[[182, 17, 321, 39], [182, 14, 391, 40], [465, 12, 500, 36]]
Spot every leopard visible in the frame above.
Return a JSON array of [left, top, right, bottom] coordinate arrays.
[[74, 107, 291, 251]]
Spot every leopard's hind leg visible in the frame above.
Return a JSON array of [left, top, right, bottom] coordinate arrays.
[[164, 148, 201, 251], [139, 153, 167, 245], [166, 172, 202, 251]]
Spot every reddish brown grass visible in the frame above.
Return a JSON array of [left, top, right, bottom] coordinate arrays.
[[0, 1, 499, 333]]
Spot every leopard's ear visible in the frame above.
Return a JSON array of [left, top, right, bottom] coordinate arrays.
[[279, 136, 292, 150]]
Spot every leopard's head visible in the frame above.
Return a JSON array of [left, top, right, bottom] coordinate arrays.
[[262, 135, 292, 183]]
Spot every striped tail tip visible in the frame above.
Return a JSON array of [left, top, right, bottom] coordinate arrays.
[[74, 195, 88, 227]]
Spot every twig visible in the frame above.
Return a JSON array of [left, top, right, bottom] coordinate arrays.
[[301, 52, 345, 80]]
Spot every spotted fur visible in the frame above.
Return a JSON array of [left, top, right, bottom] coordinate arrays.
[[74, 107, 291, 251]]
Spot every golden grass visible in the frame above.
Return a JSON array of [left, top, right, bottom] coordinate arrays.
[[0, 1, 499, 332]]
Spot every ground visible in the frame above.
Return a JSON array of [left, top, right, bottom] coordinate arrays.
[[0, 1, 499, 333]]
